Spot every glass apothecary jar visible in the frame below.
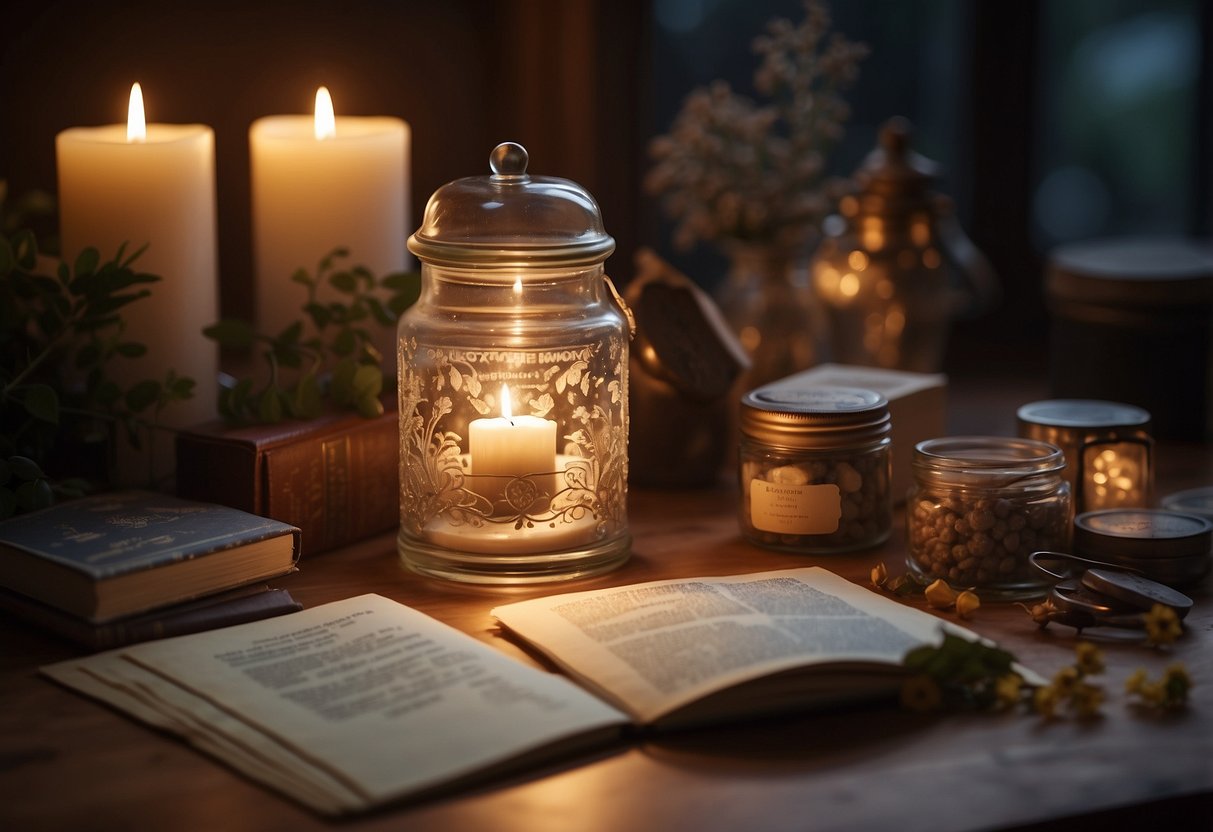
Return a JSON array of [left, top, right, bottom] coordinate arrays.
[[906, 437, 1072, 599], [739, 386, 892, 554], [397, 143, 631, 584]]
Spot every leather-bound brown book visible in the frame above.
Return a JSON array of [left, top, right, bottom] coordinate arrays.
[[175, 403, 399, 555]]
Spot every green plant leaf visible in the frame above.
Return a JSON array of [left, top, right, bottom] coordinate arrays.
[[330, 358, 357, 404], [332, 328, 357, 356], [115, 342, 148, 358], [12, 228, 37, 269], [352, 364, 383, 399], [384, 271, 421, 314], [203, 318, 256, 349], [15, 478, 54, 511], [290, 267, 314, 287], [356, 392, 384, 418], [8, 455, 44, 481], [22, 384, 60, 424], [318, 247, 349, 273], [278, 320, 303, 344], [125, 379, 161, 413], [75, 342, 102, 369], [74, 247, 100, 277], [120, 242, 149, 269], [257, 389, 284, 423], [170, 375, 196, 398], [366, 297, 395, 327], [95, 379, 122, 406], [292, 374, 323, 419], [329, 271, 358, 294]]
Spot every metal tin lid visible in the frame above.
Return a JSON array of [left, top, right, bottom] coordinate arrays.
[[1073, 509, 1212, 585], [1160, 486, 1213, 521], [1046, 237, 1213, 309], [408, 142, 615, 268], [739, 386, 890, 449], [1016, 399, 1151, 430]]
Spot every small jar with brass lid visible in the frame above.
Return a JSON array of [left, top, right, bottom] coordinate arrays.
[[739, 386, 892, 554]]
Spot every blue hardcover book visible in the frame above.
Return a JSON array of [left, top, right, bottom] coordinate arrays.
[[0, 491, 301, 623]]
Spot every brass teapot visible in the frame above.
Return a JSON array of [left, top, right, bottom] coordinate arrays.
[[810, 117, 999, 372]]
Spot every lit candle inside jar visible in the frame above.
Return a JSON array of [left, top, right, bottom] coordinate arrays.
[[468, 385, 557, 512], [1084, 444, 1144, 509]]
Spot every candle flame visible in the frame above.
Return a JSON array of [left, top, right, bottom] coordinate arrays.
[[127, 82, 146, 143], [314, 86, 336, 140], [500, 385, 513, 422]]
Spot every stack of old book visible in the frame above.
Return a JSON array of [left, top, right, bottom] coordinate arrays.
[[0, 490, 302, 650]]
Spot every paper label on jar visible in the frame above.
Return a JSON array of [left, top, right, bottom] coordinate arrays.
[[750, 480, 841, 535]]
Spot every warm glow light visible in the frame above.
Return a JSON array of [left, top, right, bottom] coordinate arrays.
[[513, 275, 523, 295], [839, 273, 860, 297], [500, 384, 513, 421], [314, 86, 336, 140], [127, 82, 146, 143], [847, 251, 869, 271]]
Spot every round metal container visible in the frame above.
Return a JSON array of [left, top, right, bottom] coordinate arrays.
[[1073, 508, 1212, 587], [1016, 399, 1153, 513], [1045, 237, 1212, 440]]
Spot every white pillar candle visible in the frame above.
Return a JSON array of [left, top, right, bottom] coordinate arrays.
[[56, 83, 219, 477], [249, 87, 410, 363], [468, 386, 557, 512]]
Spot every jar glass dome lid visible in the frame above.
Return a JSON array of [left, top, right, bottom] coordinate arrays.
[[408, 141, 615, 268]]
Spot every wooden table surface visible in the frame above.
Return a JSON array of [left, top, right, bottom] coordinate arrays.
[[2, 377, 1211, 831]]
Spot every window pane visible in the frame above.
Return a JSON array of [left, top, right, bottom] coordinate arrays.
[[1033, 0, 1204, 247]]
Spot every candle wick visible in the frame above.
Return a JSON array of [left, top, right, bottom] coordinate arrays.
[[508, 418, 515, 427]]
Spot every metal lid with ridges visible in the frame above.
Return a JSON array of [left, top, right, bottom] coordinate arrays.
[[739, 385, 890, 448]]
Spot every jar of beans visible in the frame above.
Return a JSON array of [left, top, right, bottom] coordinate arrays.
[[739, 386, 892, 554], [906, 437, 1072, 599]]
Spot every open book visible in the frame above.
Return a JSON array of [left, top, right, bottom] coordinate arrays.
[[42, 567, 995, 814]]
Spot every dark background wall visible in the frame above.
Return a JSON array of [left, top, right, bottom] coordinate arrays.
[[3, 0, 1209, 378], [0, 0, 648, 324]]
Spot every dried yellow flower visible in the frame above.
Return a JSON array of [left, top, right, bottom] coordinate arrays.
[[1143, 604, 1183, 647], [1130, 663, 1195, 711], [1074, 642, 1104, 676], [1069, 681, 1104, 719], [1124, 668, 1149, 695], [1018, 600, 1055, 626], [1034, 684, 1061, 719], [1162, 663, 1193, 708], [924, 579, 959, 610], [955, 590, 981, 619], [900, 674, 942, 712], [1051, 665, 1080, 695], [871, 562, 888, 588], [994, 673, 1024, 710]]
